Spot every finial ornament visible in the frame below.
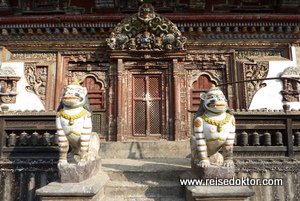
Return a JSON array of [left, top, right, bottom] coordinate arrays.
[[210, 84, 217, 90], [72, 78, 80, 85]]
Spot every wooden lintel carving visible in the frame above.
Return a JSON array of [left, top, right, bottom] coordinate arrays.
[[185, 52, 228, 69]]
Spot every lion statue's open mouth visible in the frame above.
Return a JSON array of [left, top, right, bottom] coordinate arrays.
[[208, 102, 227, 109], [63, 94, 82, 102]]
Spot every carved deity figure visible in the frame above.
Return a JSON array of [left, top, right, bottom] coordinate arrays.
[[137, 3, 155, 22], [137, 31, 155, 50], [56, 79, 100, 165], [191, 84, 236, 168]]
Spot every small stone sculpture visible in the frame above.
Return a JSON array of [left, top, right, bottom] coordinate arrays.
[[56, 79, 100, 165], [191, 84, 236, 168]]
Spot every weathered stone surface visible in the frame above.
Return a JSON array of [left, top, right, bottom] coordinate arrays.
[[191, 162, 235, 179], [99, 141, 191, 159], [36, 170, 109, 201], [101, 158, 190, 200], [58, 158, 101, 183]]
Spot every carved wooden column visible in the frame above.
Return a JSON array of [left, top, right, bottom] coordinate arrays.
[[172, 58, 188, 140], [117, 58, 126, 141], [108, 61, 117, 141], [55, 53, 69, 109]]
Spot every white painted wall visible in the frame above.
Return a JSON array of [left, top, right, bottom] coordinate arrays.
[[0, 62, 45, 111], [249, 46, 299, 110]]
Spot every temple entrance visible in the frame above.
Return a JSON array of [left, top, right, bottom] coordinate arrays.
[[133, 74, 163, 136]]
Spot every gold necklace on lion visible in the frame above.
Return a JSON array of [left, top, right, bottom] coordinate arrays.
[[59, 109, 88, 125], [201, 113, 231, 132]]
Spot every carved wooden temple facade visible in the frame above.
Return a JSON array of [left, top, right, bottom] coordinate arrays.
[[0, 1, 299, 201], [0, 0, 298, 143]]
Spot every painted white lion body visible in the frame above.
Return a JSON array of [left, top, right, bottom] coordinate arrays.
[[191, 85, 236, 168], [56, 82, 100, 165]]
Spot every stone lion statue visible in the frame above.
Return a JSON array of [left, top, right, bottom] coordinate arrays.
[[56, 79, 100, 165], [191, 84, 236, 168]]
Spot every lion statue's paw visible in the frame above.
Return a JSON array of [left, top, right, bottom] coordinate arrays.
[[223, 160, 234, 168], [78, 159, 88, 166], [58, 159, 68, 166], [199, 160, 210, 167]]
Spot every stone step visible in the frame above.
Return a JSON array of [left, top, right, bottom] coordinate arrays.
[[104, 197, 186, 201], [105, 180, 184, 198], [106, 170, 185, 182], [102, 158, 190, 181], [101, 158, 190, 200]]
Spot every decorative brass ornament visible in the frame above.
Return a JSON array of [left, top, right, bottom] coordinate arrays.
[[59, 109, 89, 125], [194, 119, 202, 127], [201, 113, 231, 132]]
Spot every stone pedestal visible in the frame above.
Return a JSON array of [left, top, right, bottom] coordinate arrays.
[[58, 158, 101, 183], [191, 162, 235, 179], [36, 170, 109, 201], [185, 185, 255, 201]]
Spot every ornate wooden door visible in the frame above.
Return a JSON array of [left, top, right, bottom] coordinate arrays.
[[132, 74, 164, 137], [81, 76, 105, 110], [190, 74, 216, 110], [81, 76, 106, 139]]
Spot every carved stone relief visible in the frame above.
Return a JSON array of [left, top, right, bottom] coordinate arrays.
[[0, 66, 21, 104], [106, 3, 186, 51], [24, 62, 48, 106], [280, 66, 300, 102]]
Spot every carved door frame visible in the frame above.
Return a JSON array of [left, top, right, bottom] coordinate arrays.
[[128, 70, 168, 140]]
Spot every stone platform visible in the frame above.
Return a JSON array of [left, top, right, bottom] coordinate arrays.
[[58, 158, 101, 183], [36, 170, 109, 201], [191, 161, 235, 179], [185, 185, 255, 201], [180, 170, 255, 201]]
